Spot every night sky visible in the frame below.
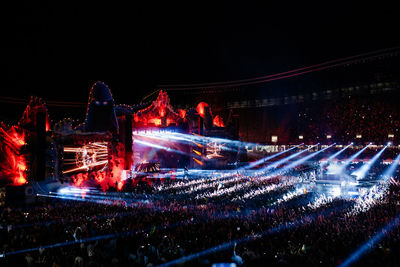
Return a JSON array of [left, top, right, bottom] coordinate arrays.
[[3, 2, 399, 110]]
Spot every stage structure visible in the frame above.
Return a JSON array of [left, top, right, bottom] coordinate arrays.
[[0, 96, 55, 204], [127, 90, 241, 170], [0, 81, 241, 195]]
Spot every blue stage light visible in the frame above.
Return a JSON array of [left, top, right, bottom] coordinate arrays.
[[380, 153, 400, 181], [321, 143, 351, 167], [259, 144, 318, 172], [242, 144, 302, 170], [351, 145, 387, 180], [340, 144, 371, 170], [268, 144, 335, 176]]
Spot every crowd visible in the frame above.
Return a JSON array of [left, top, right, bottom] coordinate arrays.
[[1, 166, 400, 266], [293, 95, 400, 143]]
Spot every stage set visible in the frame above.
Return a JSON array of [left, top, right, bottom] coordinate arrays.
[[2, 82, 400, 267], [0, 81, 245, 201]]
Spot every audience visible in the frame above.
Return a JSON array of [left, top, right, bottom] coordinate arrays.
[[1, 166, 400, 266]]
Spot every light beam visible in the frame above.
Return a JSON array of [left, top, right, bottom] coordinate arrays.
[[352, 145, 388, 180]]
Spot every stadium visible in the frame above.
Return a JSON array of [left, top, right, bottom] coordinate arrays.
[[2, 3, 400, 267]]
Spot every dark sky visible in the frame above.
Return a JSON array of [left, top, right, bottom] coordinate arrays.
[[3, 2, 400, 106]]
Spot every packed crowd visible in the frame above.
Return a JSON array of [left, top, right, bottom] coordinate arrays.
[[293, 95, 400, 143], [1, 165, 400, 266]]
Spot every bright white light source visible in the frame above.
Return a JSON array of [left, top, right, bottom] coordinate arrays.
[[271, 136, 278, 143], [331, 187, 341, 197], [326, 162, 343, 175], [299, 135, 303, 140], [327, 135, 332, 139], [58, 187, 89, 196], [356, 134, 362, 139]]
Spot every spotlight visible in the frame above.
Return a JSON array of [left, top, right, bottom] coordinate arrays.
[[322, 143, 352, 167], [352, 145, 388, 180], [271, 143, 335, 175], [387, 142, 392, 146], [332, 187, 342, 198], [380, 153, 400, 181], [242, 144, 301, 170], [260, 144, 318, 172], [340, 144, 371, 170]]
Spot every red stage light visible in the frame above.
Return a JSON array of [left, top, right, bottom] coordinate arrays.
[[213, 115, 225, 127], [159, 108, 166, 117], [134, 91, 181, 127], [0, 126, 27, 185], [148, 118, 162, 126], [178, 109, 187, 119], [196, 102, 209, 118]]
